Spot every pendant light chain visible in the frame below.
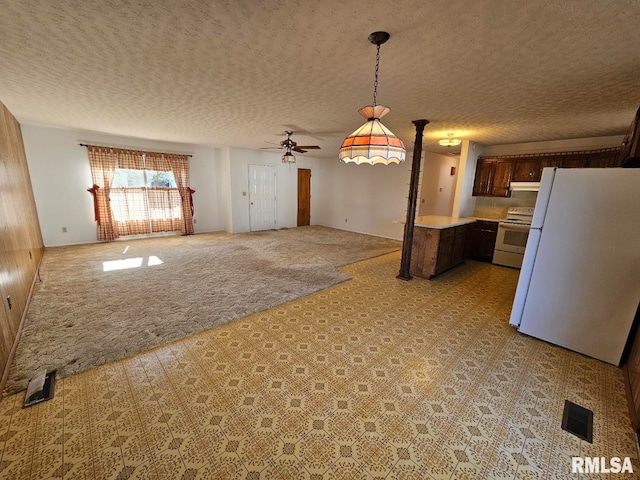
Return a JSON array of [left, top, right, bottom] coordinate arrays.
[[373, 43, 381, 106]]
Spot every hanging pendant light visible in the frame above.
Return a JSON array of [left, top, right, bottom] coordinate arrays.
[[340, 31, 406, 165]]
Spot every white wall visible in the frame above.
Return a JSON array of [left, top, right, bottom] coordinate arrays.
[[21, 124, 223, 246], [314, 160, 410, 240], [219, 147, 233, 233], [419, 152, 459, 216], [452, 140, 482, 218], [226, 148, 322, 233]]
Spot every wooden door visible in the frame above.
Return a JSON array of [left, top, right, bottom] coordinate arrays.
[[248, 164, 276, 231], [297, 168, 311, 226]]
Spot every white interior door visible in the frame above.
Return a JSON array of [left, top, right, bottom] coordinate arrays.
[[248, 164, 276, 231]]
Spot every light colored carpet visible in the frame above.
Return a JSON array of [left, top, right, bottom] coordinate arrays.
[[4, 226, 400, 395]]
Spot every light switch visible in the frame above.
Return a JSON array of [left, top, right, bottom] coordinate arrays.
[[242, 192, 247, 196]]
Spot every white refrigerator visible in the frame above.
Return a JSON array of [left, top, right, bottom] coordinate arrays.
[[509, 167, 640, 365]]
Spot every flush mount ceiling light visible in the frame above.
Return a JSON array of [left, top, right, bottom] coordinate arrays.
[[339, 31, 406, 165], [438, 133, 461, 147]]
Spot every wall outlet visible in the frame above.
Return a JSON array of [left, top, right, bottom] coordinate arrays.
[[345, 218, 348, 222], [62, 227, 68, 233], [193, 219, 197, 224], [242, 191, 247, 196]]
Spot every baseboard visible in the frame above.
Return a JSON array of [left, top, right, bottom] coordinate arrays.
[[45, 230, 227, 247], [44, 239, 101, 248], [0, 252, 44, 396], [316, 224, 403, 242]]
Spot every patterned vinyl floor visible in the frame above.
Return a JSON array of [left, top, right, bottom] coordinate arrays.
[[0, 252, 637, 479]]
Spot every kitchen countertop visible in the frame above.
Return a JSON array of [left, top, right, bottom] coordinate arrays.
[[469, 216, 504, 223], [395, 215, 476, 229]]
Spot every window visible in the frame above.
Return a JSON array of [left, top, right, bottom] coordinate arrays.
[[112, 169, 177, 188], [110, 164, 183, 236], [86, 145, 194, 241]]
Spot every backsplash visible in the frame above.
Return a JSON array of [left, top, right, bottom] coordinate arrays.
[[473, 191, 537, 219]]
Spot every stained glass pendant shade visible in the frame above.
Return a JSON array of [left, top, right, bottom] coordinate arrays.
[[340, 32, 406, 165]]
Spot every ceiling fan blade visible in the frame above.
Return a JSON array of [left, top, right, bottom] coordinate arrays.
[[295, 145, 321, 149], [260, 146, 282, 150], [293, 147, 307, 153]]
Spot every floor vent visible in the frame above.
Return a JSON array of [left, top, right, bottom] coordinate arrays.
[[561, 400, 593, 443], [24, 369, 56, 408]]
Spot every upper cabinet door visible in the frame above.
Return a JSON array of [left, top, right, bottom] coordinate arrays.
[[534, 157, 562, 182], [472, 158, 493, 196], [489, 160, 513, 197], [588, 151, 623, 168], [511, 158, 540, 182], [473, 158, 513, 197]]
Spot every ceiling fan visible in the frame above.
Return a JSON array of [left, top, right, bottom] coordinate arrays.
[[261, 130, 321, 154]]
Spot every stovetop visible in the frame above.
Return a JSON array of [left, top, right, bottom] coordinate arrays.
[[501, 206, 534, 226]]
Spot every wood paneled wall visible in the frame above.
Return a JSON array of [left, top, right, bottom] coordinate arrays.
[[0, 101, 44, 392]]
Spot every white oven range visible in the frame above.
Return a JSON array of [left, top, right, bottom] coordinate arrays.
[[493, 206, 534, 269]]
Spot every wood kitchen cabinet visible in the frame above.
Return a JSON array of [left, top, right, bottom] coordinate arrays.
[[512, 157, 567, 182], [472, 158, 512, 197], [410, 224, 469, 278], [511, 158, 539, 182], [562, 156, 588, 168], [472, 159, 493, 196], [586, 150, 623, 168], [538, 157, 564, 174], [466, 220, 499, 262], [474, 147, 621, 196]]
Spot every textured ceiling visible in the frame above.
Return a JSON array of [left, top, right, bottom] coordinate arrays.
[[1, 0, 639, 156]]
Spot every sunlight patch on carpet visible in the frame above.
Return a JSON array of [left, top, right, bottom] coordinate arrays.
[[102, 255, 164, 271]]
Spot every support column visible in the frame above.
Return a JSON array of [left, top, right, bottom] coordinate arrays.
[[397, 119, 429, 281]]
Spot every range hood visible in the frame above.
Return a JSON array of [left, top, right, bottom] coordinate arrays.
[[509, 181, 540, 192]]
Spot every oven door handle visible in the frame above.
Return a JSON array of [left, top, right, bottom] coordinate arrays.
[[499, 223, 531, 231]]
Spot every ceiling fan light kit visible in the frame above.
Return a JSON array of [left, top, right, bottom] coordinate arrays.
[[261, 130, 321, 163], [340, 31, 406, 166], [282, 150, 296, 164]]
